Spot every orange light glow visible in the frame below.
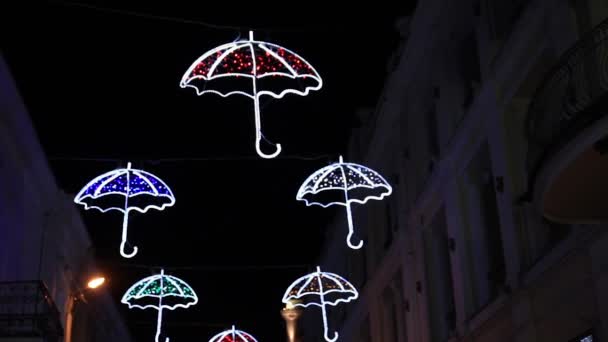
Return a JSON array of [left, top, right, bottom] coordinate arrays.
[[87, 276, 106, 289]]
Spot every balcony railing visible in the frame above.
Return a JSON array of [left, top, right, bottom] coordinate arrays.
[[524, 17, 608, 197], [0, 281, 64, 340]]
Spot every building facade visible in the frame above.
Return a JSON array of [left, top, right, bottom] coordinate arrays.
[[306, 0, 608, 341], [0, 54, 132, 342]]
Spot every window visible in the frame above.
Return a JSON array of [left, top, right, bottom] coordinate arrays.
[[487, 0, 527, 40], [461, 32, 481, 112], [381, 273, 407, 342], [384, 200, 394, 248], [359, 245, 368, 287], [423, 209, 456, 342], [461, 143, 506, 315], [382, 287, 399, 342], [384, 174, 400, 249], [426, 103, 440, 158], [358, 317, 371, 342]]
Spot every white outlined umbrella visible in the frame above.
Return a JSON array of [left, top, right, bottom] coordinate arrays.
[[296, 156, 392, 249], [74, 162, 175, 258], [282, 266, 358, 342], [208, 325, 258, 342], [180, 31, 322, 159], [121, 269, 198, 342]]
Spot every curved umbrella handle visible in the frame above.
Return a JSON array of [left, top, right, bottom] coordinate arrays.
[[153, 325, 170, 342], [253, 92, 282, 159], [120, 240, 138, 259], [324, 330, 338, 342], [345, 203, 364, 249], [346, 230, 363, 250], [255, 137, 282, 159], [120, 211, 138, 258], [321, 303, 338, 342]]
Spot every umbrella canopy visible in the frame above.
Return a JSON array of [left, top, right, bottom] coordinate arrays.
[[208, 325, 258, 342], [121, 269, 198, 342], [282, 266, 358, 342], [74, 162, 175, 258], [297, 156, 392, 249], [180, 31, 322, 159]]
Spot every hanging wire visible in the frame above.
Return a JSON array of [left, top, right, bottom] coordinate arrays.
[[107, 261, 312, 272], [48, 0, 343, 33], [131, 320, 233, 328], [49, 0, 244, 30], [48, 154, 335, 163], [44, 1, 341, 166]]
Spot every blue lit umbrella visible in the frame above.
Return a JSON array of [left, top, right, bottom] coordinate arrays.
[[74, 162, 175, 258]]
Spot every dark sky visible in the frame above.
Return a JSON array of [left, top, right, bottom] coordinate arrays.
[[3, 2, 413, 340]]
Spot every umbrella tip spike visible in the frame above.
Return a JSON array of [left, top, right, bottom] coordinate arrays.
[[249, 31, 254, 41], [339, 155, 344, 163], [127, 162, 132, 169]]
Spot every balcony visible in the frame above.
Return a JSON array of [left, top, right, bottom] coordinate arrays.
[[525, 17, 608, 224], [0, 281, 64, 341]]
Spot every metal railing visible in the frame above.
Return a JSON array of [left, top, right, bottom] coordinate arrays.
[[0, 280, 64, 339], [524, 17, 608, 199]]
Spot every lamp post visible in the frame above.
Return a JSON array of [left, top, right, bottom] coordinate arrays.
[[65, 275, 107, 342], [281, 300, 303, 342]]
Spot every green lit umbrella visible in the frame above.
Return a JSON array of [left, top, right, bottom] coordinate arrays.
[[121, 269, 198, 342]]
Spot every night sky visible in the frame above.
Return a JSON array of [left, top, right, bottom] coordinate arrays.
[[4, 2, 413, 340]]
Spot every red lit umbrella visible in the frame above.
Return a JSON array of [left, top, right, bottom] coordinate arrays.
[[180, 31, 322, 159]]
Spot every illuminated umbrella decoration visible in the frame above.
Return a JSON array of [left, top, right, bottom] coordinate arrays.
[[296, 156, 392, 249], [282, 266, 358, 342], [180, 31, 323, 159], [74, 162, 175, 258], [121, 269, 198, 342], [208, 325, 258, 342]]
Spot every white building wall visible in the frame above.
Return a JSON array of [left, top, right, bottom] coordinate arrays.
[[0, 54, 132, 342], [309, 0, 608, 341]]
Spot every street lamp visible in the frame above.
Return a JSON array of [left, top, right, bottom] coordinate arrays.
[[66, 274, 107, 342], [86, 276, 106, 289], [281, 299, 303, 342]]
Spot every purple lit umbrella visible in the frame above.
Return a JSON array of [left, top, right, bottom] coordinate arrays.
[[74, 162, 175, 258]]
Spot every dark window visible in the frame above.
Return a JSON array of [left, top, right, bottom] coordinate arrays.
[[427, 104, 440, 157]]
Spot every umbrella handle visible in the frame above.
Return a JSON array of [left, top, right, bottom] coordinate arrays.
[[120, 240, 138, 259], [255, 136, 282, 159], [120, 211, 138, 258], [345, 203, 363, 249], [253, 94, 281, 159], [321, 304, 338, 342], [155, 305, 170, 342], [324, 330, 339, 342]]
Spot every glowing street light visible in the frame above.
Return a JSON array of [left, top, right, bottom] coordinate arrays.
[[66, 274, 108, 342], [281, 299, 303, 342], [87, 276, 106, 289]]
